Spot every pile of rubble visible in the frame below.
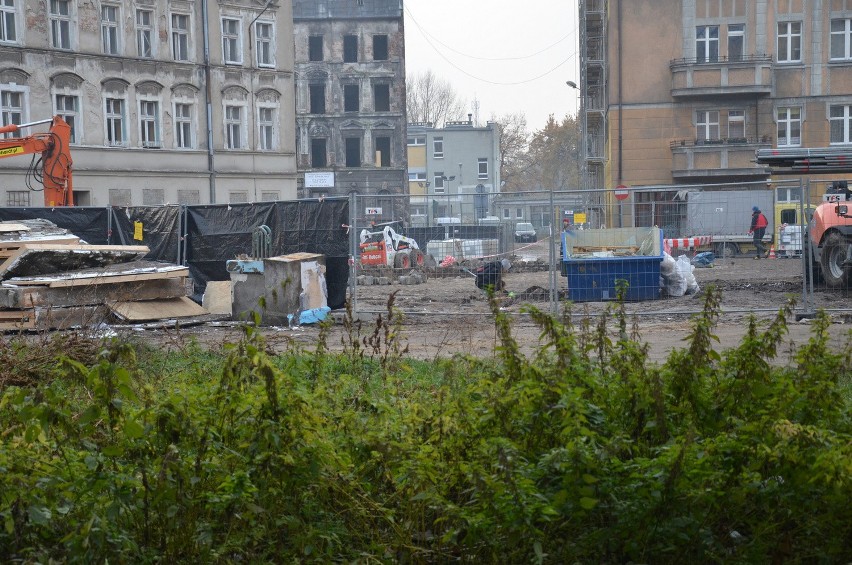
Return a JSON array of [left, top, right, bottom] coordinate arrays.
[[0, 219, 206, 331]]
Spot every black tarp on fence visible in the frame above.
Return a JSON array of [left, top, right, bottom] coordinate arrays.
[[0, 198, 350, 310]]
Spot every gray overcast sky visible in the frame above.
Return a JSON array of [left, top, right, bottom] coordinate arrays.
[[403, 0, 580, 132]]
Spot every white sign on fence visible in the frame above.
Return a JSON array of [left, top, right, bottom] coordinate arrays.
[[305, 171, 335, 188], [366, 207, 382, 215]]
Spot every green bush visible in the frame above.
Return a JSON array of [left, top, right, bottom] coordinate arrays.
[[0, 287, 850, 563]]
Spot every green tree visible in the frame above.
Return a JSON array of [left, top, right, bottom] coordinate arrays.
[[527, 114, 580, 191]]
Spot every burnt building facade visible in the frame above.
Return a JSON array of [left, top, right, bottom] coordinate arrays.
[[293, 0, 407, 219]]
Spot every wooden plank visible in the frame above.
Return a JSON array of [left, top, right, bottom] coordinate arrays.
[[45, 267, 189, 288], [0, 244, 150, 280], [0, 277, 188, 309], [0, 223, 30, 233], [0, 235, 81, 248], [109, 297, 208, 322], [0, 305, 107, 331]]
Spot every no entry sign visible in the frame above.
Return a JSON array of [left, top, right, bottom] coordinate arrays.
[[614, 184, 630, 200]]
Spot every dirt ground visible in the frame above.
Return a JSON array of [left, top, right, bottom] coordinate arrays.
[[162, 243, 852, 365]]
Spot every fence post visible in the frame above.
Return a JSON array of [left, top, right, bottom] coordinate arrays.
[[549, 188, 558, 314], [349, 192, 358, 317]]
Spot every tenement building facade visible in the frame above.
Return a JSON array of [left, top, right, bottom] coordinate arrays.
[[0, 0, 297, 207]]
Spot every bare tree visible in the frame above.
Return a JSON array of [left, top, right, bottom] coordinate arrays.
[[406, 70, 467, 127], [493, 113, 533, 192]]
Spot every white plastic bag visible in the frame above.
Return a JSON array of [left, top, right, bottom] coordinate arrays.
[[676, 254, 700, 295], [661, 252, 687, 296]]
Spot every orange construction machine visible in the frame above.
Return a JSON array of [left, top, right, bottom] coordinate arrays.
[[0, 116, 74, 206]]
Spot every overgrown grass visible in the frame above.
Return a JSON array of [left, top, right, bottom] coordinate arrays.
[[1, 287, 850, 563]]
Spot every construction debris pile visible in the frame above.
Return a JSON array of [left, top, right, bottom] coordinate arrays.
[[0, 219, 207, 331]]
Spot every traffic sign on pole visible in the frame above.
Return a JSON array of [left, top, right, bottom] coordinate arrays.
[[614, 184, 630, 201]]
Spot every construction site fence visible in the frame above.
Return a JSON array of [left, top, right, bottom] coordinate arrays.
[[0, 199, 351, 309], [349, 181, 851, 320]]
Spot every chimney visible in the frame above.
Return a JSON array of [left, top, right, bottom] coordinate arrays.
[[468, 113, 473, 124]]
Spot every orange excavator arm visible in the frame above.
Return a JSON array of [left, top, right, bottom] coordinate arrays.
[[0, 116, 74, 206]]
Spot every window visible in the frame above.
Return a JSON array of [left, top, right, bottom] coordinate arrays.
[[831, 19, 852, 60], [778, 21, 801, 62], [345, 136, 361, 167], [407, 135, 425, 145], [309, 84, 325, 114], [502, 208, 510, 219], [433, 136, 443, 158], [105, 97, 125, 146], [139, 100, 160, 148], [143, 189, 164, 205], [174, 102, 193, 149], [178, 189, 200, 205], [727, 110, 745, 139], [255, 21, 274, 67], [433, 173, 445, 194], [374, 136, 390, 166], [373, 83, 390, 112], [0, 0, 17, 43], [222, 18, 241, 64], [225, 105, 243, 149], [478, 157, 488, 179], [7, 190, 29, 207], [309, 35, 323, 61], [409, 172, 426, 182], [372, 34, 388, 60], [311, 138, 327, 167], [0, 89, 22, 138], [258, 106, 275, 151], [229, 191, 248, 204], [829, 105, 852, 144], [55, 94, 79, 143], [696, 110, 720, 141], [136, 9, 153, 58], [344, 84, 359, 112], [516, 208, 524, 219], [171, 13, 189, 61], [261, 191, 279, 201], [343, 34, 357, 62], [776, 107, 801, 147], [696, 25, 718, 62], [728, 24, 743, 61], [101, 4, 119, 55], [50, 0, 72, 50], [109, 189, 131, 206]]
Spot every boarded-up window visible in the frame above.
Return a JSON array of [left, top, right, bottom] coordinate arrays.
[[229, 191, 248, 203], [109, 188, 132, 206], [143, 188, 164, 205], [177, 190, 200, 205]]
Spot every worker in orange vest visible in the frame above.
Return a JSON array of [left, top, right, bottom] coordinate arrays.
[[749, 206, 769, 259]]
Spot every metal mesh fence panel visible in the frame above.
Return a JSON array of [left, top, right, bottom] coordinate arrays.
[[349, 181, 851, 321]]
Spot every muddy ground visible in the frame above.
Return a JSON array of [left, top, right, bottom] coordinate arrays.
[[159, 244, 851, 365]]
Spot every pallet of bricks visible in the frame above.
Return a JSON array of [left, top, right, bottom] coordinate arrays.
[[0, 219, 206, 331]]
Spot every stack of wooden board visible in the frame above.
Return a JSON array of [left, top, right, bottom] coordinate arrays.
[[0, 220, 207, 331]]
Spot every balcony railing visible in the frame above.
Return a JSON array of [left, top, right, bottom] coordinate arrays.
[[670, 136, 772, 179], [670, 54, 773, 97], [669, 54, 772, 68]]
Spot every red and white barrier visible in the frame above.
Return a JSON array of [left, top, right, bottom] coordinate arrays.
[[664, 236, 713, 254]]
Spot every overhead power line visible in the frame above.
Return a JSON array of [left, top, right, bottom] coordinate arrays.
[[404, 5, 574, 86]]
